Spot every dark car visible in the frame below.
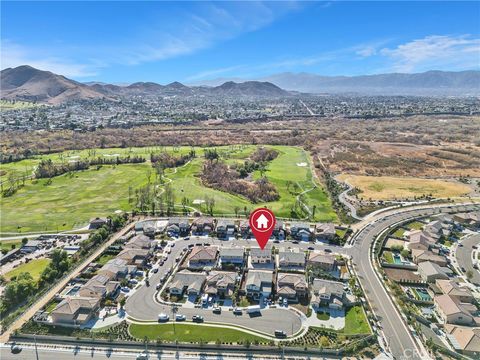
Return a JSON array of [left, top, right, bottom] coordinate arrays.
[[274, 330, 287, 338], [324, 248, 332, 253], [292, 240, 299, 244], [307, 246, 315, 250], [192, 315, 204, 322], [11, 345, 22, 354], [153, 268, 159, 273]]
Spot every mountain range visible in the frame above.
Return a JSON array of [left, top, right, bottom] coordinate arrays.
[[1, 65, 479, 105], [192, 70, 480, 96], [0, 66, 289, 104]]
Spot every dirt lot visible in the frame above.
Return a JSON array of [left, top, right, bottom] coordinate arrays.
[[337, 174, 472, 201]]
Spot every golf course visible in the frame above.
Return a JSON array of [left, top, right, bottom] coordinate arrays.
[[1, 145, 337, 234]]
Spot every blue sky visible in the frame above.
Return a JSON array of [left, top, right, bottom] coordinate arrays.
[[2, 1, 479, 83]]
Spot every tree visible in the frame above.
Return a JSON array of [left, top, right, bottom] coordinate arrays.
[[466, 270, 473, 280], [21, 237, 28, 246], [234, 206, 240, 218], [119, 297, 126, 309]]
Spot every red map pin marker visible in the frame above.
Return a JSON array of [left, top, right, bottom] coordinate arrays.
[[249, 208, 276, 250]]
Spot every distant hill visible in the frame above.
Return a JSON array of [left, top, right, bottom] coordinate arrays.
[[0, 65, 108, 104], [1, 65, 289, 103], [192, 70, 480, 96]]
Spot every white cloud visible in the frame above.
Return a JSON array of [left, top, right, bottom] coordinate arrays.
[[1, 41, 100, 77], [380, 35, 480, 72], [1, 2, 301, 78], [186, 65, 246, 81]]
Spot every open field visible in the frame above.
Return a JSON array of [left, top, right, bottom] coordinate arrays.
[[129, 323, 266, 343], [0, 239, 22, 252], [4, 258, 51, 282], [1, 145, 336, 234], [338, 174, 471, 201]]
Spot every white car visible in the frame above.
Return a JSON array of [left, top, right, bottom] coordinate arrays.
[[175, 314, 186, 321], [158, 313, 169, 322], [136, 353, 148, 360]]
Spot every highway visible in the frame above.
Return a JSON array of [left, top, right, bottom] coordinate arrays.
[[456, 233, 480, 285], [350, 203, 480, 359]]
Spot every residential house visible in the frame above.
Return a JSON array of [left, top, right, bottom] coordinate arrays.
[[406, 230, 436, 251], [307, 251, 337, 271], [249, 247, 274, 269], [204, 271, 236, 298], [424, 220, 448, 239], [191, 217, 215, 235], [436, 280, 474, 303], [245, 270, 273, 299], [78, 274, 119, 299], [315, 223, 336, 241], [278, 250, 306, 270], [218, 247, 244, 269], [434, 295, 477, 326], [411, 249, 447, 266], [117, 248, 151, 268], [166, 217, 190, 237], [239, 220, 252, 239], [445, 325, 480, 356], [276, 273, 308, 301], [311, 278, 346, 310], [98, 258, 131, 280], [50, 297, 100, 326], [289, 222, 312, 241], [187, 246, 218, 269], [124, 234, 155, 250], [417, 261, 450, 283], [272, 221, 285, 240], [168, 270, 206, 297], [216, 219, 236, 239], [453, 212, 480, 228]]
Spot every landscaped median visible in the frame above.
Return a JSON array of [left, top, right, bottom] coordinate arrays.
[[129, 323, 268, 344]]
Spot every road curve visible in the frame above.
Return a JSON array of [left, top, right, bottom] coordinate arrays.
[[456, 233, 480, 286], [351, 203, 480, 359]]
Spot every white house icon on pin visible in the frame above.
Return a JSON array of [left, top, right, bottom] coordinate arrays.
[[256, 214, 269, 229]]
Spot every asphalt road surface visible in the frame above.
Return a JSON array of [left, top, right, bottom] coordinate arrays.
[[351, 203, 479, 360], [456, 233, 480, 285]]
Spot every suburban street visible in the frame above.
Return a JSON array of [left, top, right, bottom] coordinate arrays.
[[351, 203, 480, 360], [0, 220, 140, 344], [456, 233, 480, 286], [125, 236, 348, 336]]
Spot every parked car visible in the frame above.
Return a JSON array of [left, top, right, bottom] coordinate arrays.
[[213, 307, 221, 314], [136, 352, 148, 360], [153, 268, 159, 273], [184, 237, 190, 241], [324, 248, 332, 253], [11, 344, 22, 354], [274, 330, 287, 338], [307, 246, 315, 251], [175, 314, 186, 321], [192, 315, 204, 322], [158, 313, 169, 322], [156, 284, 161, 290], [233, 308, 243, 315]]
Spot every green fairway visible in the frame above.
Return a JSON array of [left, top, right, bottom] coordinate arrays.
[[1, 163, 150, 233], [129, 323, 266, 343], [342, 306, 371, 335], [1, 145, 337, 234], [5, 258, 51, 282]]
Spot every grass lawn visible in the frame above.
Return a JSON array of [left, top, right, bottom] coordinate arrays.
[[0, 239, 22, 252], [129, 323, 266, 343], [95, 253, 116, 265], [342, 306, 371, 335], [4, 258, 51, 282], [406, 221, 424, 230], [392, 228, 406, 238], [382, 251, 394, 264], [1, 145, 337, 234], [337, 174, 470, 201], [44, 300, 60, 314], [316, 311, 330, 320]]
